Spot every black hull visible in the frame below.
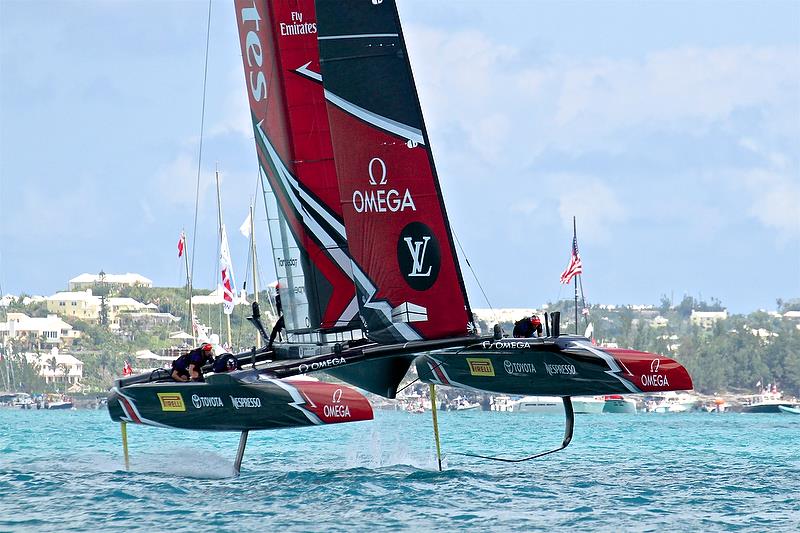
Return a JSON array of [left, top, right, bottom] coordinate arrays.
[[416, 337, 693, 396], [108, 369, 373, 431]]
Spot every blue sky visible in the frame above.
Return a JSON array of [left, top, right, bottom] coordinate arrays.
[[0, 0, 798, 314]]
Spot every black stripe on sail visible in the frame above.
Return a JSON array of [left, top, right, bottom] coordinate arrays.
[[317, 0, 422, 133]]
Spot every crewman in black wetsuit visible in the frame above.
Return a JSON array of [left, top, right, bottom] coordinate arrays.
[[171, 343, 215, 382], [513, 315, 543, 338], [267, 285, 285, 350]]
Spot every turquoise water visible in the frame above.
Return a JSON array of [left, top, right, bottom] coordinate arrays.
[[1, 408, 798, 531]]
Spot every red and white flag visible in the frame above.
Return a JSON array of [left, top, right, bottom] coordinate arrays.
[[560, 235, 583, 284], [178, 232, 185, 258], [122, 361, 133, 376], [219, 225, 236, 315]]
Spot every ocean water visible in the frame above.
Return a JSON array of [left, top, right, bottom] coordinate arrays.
[[0, 408, 798, 532]]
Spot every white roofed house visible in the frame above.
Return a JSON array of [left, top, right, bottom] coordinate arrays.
[[26, 348, 83, 386], [106, 296, 148, 330], [690, 310, 729, 330], [46, 289, 102, 323], [68, 272, 153, 291], [0, 312, 81, 349]]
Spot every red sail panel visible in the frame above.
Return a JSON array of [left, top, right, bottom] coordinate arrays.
[[316, 0, 474, 343], [234, 0, 357, 333]]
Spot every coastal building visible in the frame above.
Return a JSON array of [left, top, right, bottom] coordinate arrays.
[[25, 348, 83, 386], [472, 308, 541, 326], [119, 311, 180, 331], [46, 290, 162, 330], [0, 312, 80, 347], [68, 272, 153, 291], [650, 315, 669, 328], [690, 310, 728, 330], [46, 289, 101, 322]]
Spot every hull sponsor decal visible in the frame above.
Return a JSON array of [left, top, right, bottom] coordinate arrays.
[[482, 340, 534, 350], [230, 396, 262, 409], [157, 392, 186, 412], [466, 358, 495, 377], [190, 395, 223, 409], [298, 356, 347, 374], [503, 360, 536, 376], [544, 363, 577, 376], [640, 358, 670, 387]]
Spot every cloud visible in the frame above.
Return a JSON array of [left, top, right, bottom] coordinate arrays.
[[740, 168, 799, 239], [404, 24, 798, 241], [554, 175, 628, 242], [407, 23, 797, 151], [207, 66, 254, 140], [725, 139, 800, 240], [152, 151, 213, 207]]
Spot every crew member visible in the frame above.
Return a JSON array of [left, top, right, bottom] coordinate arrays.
[[212, 352, 241, 373], [267, 285, 285, 350], [513, 315, 543, 338], [171, 343, 215, 382]]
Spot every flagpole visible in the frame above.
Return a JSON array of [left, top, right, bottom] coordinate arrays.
[[573, 216, 578, 335], [215, 167, 232, 348], [250, 204, 261, 349], [183, 231, 195, 343]]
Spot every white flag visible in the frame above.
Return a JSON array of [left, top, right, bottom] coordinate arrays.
[[220, 225, 236, 315], [239, 211, 252, 238]]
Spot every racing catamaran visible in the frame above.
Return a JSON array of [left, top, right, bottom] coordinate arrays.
[[109, 0, 692, 471]]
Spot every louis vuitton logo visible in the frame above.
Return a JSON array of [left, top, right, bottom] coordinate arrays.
[[404, 236, 432, 277]]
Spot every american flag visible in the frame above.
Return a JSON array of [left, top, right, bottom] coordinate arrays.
[[559, 235, 583, 284]]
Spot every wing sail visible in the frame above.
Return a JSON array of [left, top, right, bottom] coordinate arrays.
[[316, 0, 474, 344], [234, 0, 358, 334]]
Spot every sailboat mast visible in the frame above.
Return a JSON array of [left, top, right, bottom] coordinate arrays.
[[573, 217, 579, 335], [215, 168, 233, 348], [183, 231, 195, 342], [249, 203, 260, 349]]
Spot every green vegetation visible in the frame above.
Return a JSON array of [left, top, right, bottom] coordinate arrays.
[[0, 287, 276, 394], [3, 289, 798, 396]]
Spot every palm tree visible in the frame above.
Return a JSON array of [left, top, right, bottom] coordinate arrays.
[[57, 363, 69, 391], [46, 356, 58, 389]]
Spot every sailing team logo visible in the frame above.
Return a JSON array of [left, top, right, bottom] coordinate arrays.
[[397, 222, 440, 290]]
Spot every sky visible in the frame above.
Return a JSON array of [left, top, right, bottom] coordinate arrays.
[[0, 0, 798, 315]]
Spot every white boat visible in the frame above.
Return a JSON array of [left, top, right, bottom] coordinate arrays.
[[645, 392, 697, 413], [603, 395, 637, 414], [490, 395, 515, 412], [737, 390, 798, 413], [453, 397, 481, 411], [11, 393, 36, 409], [512, 396, 605, 414], [778, 405, 800, 415]]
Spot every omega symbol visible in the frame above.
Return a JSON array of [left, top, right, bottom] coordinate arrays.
[[368, 157, 387, 185]]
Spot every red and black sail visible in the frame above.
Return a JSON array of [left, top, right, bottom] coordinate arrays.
[[316, 0, 474, 343], [234, 0, 358, 333]]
